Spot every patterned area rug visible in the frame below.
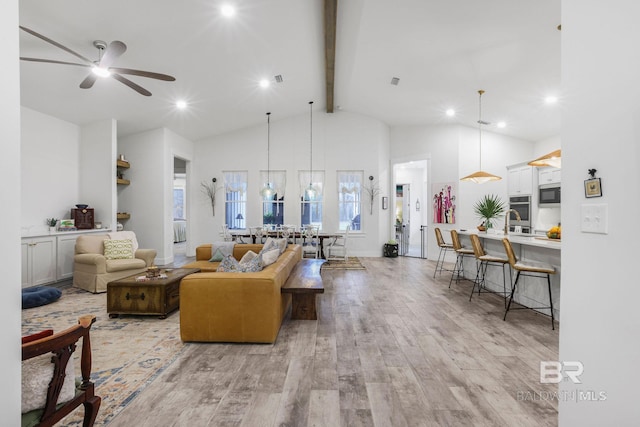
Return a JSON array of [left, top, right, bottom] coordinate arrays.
[[320, 256, 366, 270], [21, 285, 187, 426]]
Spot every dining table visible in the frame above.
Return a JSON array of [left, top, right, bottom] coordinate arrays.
[[229, 230, 341, 259]]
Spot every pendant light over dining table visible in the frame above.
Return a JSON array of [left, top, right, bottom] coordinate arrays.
[[528, 149, 562, 168], [260, 112, 275, 199], [305, 101, 317, 200], [460, 90, 502, 184]]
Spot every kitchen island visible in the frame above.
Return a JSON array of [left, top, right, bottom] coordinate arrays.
[[457, 230, 561, 321]]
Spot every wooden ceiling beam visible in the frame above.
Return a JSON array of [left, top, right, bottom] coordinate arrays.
[[324, 0, 337, 113]]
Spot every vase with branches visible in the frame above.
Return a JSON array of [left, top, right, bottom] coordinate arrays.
[[364, 175, 381, 215], [201, 178, 221, 217]]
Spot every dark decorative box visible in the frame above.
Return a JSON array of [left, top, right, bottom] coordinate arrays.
[[383, 243, 399, 258]]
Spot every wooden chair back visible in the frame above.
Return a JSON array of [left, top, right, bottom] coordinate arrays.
[[469, 234, 487, 259], [434, 227, 446, 247], [22, 314, 101, 426], [501, 238, 518, 268], [450, 230, 463, 251]]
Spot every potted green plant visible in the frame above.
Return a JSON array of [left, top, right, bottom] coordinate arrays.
[[473, 194, 506, 231], [46, 217, 58, 232]]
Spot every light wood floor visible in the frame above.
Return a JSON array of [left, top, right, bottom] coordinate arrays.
[[111, 256, 559, 426]]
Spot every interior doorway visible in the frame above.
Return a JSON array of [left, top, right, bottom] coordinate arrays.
[[173, 157, 187, 260], [393, 160, 427, 258]]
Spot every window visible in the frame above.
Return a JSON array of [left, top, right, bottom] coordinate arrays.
[[260, 170, 286, 226], [337, 171, 363, 231], [299, 170, 324, 229], [223, 171, 247, 229]]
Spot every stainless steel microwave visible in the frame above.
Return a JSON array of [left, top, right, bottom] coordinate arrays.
[[539, 184, 561, 206]]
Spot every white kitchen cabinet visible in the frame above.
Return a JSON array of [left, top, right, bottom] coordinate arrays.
[[508, 165, 533, 195], [539, 168, 561, 185], [21, 236, 56, 288], [57, 234, 79, 281]]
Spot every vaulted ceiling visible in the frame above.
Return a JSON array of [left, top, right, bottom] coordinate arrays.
[[19, 0, 560, 142]]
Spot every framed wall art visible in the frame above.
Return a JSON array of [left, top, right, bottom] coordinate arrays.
[[584, 177, 602, 198]]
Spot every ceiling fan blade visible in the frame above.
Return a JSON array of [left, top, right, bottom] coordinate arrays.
[[19, 26, 93, 65], [108, 67, 176, 81], [20, 57, 91, 68], [80, 73, 98, 89], [112, 73, 152, 96], [99, 41, 126, 68]]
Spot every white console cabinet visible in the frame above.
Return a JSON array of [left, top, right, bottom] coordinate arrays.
[[21, 229, 111, 287], [508, 165, 533, 196], [57, 234, 80, 281], [21, 236, 56, 288]]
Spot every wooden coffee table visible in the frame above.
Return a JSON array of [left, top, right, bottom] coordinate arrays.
[[107, 268, 200, 319]]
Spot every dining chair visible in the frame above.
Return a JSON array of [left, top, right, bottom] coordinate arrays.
[[449, 230, 475, 288], [433, 227, 454, 278], [301, 225, 320, 258], [326, 224, 350, 261], [468, 234, 510, 307], [502, 238, 557, 329]]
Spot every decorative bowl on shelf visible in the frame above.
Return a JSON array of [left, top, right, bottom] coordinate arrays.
[[75, 204, 89, 209]]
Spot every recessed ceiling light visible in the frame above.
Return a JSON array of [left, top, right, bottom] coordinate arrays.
[[545, 96, 558, 104], [259, 79, 270, 89], [497, 121, 506, 128], [445, 109, 455, 117], [176, 100, 187, 110], [221, 4, 236, 17]]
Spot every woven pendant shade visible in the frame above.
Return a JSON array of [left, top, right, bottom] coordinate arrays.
[[528, 149, 561, 168]]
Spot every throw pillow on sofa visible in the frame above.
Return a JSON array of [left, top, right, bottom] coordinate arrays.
[[209, 248, 225, 262], [261, 248, 280, 267], [239, 250, 258, 264], [103, 239, 134, 260], [217, 253, 263, 273], [217, 255, 240, 272], [263, 237, 287, 254]]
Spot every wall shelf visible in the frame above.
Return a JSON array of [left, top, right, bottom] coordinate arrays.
[[117, 159, 130, 169], [117, 213, 130, 220], [117, 178, 130, 185]]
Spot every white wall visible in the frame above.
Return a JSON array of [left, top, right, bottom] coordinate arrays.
[[79, 119, 117, 228], [118, 128, 168, 263], [3, 1, 22, 422], [534, 135, 561, 158], [559, 1, 640, 424], [191, 110, 389, 256], [20, 107, 80, 231], [390, 124, 534, 260]]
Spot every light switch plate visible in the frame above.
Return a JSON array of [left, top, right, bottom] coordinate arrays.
[[581, 203, 608, 234]]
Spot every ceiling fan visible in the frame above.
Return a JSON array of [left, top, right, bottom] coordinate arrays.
[[19, 26, 175, 96]]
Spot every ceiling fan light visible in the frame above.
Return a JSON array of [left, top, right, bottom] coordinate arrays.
[[528, 149, 562, 168], [92, 66, 110, 78], [460, 170, 502, 184]]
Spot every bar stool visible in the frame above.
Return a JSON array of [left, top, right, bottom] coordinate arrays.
[[468, 234, 510, 307], [433, 227, 454, 278], [502, 238, 556, 329], [449, 230, 475, 288]]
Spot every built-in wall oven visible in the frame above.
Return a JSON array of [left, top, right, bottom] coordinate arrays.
[[508, 195, 531, 233]]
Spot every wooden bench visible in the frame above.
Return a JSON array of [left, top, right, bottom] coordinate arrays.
[[281, 259, 325, 320]]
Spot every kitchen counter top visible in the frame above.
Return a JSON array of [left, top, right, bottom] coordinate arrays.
[[457, 229, 561, 250]]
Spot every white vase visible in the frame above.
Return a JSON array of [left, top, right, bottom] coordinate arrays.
[[49, 226, 56, 233]]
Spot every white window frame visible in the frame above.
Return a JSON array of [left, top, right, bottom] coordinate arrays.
[[299, 170, 324, 229], [337, 170, 363, 232], [223, 170, 247, 230]]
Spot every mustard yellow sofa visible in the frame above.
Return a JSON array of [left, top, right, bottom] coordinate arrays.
[[179, 243, 302, 343]]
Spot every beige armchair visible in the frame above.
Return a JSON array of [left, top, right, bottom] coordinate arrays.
[[72, 232, 156, 293]]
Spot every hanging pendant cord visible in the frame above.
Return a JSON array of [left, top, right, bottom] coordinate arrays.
[[266, 112, 271, 186], [478, 89, 484, 170], [309, 101, 314, 186]]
